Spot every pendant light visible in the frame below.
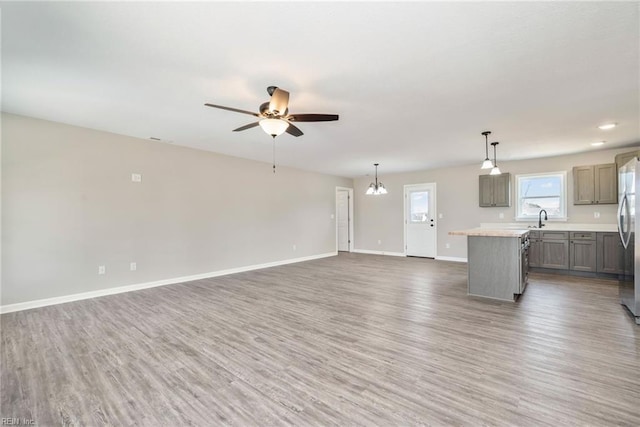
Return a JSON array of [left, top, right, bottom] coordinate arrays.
[[481, 131, 493, 169], [366, 163, 388, 195], [490, 142, 501, 175]]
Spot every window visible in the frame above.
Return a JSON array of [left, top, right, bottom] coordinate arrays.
[[516, 172, 567, 220], [409, 191, 429, 222]]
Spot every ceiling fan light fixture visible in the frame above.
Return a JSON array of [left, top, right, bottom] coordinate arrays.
[[259, 118, 289, 137]]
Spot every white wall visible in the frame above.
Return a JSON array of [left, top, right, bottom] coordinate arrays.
[[354, 146, 640, 260], [1, 114, 352, 306]]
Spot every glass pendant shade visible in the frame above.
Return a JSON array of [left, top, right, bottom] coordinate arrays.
[[259, 118, 289, 136], [481, 158, 494, 169], [490, 166, 501, 175]]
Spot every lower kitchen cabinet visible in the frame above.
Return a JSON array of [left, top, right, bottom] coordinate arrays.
[[541, 239, 569, 269], [529, 230, 624, 276], [569, 232, 596, 272], [528, 231, 569, 269], [529, 237, 542, 267], [596, 232, 624, 274]]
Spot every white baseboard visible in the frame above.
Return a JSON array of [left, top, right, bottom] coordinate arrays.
[[352, 249, 406, 257], [0, 252, 337, 314], [435, 256, 468, 263]]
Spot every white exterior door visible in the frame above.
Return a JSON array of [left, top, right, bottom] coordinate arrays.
[[337, 189, 351, 252], [405, 183, 436, 257]]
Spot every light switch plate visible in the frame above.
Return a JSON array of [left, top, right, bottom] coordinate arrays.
[[131, 173, 142, 182]]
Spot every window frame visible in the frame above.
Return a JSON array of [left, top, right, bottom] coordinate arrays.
[[515, 171, 568, 221]]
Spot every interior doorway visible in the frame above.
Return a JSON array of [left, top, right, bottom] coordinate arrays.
[[336, 187, 354, 252], [404, 183, 437, 258]]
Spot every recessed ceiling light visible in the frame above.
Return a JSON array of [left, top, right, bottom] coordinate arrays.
[[598, 123, 617, 130], [591, 141, 605, 146]]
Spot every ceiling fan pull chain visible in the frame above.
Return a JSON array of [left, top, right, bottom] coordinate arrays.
[[272, 136, 276, 173]]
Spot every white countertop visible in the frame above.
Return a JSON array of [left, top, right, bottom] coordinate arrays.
[[449, 228, 530, 237], [479, 222, 618, 232]]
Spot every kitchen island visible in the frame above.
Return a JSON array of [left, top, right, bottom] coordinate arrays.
[[450, 228, 530, 301]]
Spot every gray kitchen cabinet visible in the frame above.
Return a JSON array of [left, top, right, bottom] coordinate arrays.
[[540, 231, 569, 270], [594, 164, 617, 204], [572, 163, 617, 205], [479, 173, 511, 207], [615, 150, 640, 170], [573, 166, 594, 204], [467, 234, 528, 301], [569, 232, 597, 272], [528, 231, 541, 267], [596, 232, 624, 274]]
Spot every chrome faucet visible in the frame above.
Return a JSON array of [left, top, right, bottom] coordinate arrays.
[[538, 209, 548, 228]]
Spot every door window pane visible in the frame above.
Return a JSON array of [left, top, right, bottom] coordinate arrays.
[[410, 191, 429, 222]]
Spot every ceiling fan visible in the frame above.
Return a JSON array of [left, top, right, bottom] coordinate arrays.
[[205, 86, 339, 137]]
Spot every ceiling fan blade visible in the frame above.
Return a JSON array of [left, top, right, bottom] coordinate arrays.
[[285, 123, 304, 137], [205, 103, 260, 117], [287, 113, 339, 122], [233, 122, 260, 132], [268, 88, 289, 115]]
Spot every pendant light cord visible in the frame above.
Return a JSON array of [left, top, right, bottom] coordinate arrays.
[[485, 134, 489, 159], [272, 135, 276, 173]]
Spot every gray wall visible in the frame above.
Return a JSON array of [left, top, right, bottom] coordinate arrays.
[[1, 114, 352, 306], [354, 146, 640, 259]]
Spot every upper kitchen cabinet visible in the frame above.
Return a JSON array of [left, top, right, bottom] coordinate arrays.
[[479, 173, 511, 207], [572, 163, 617, 205], [615, 150, 640, 170]]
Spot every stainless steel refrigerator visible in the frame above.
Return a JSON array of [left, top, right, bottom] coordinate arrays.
[[618, 156, 640, 324]]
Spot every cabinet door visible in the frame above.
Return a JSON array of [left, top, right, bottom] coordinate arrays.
[[541, 240, 569, 269], [529, 239, 541, 267], [594, 163, 617, 204], [573, 166, 594, 205], [570, 240, 597, 272], [479, 175, 493, 207], [492, 173, 511, 207], [615, 151, 640, 170], [596, 232, 624, 274]]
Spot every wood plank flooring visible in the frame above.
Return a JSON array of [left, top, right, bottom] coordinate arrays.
[[2, 253, 639, 426]]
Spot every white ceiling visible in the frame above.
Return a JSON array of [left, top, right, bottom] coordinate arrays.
[[2, 1, 639, 178]]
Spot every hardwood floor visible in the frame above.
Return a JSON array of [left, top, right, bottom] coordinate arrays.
[[2, 253, 639, 426]]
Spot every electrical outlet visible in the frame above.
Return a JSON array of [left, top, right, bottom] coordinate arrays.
[[438, 213, 443, 219], [330, 214, 335, 219], [499, 213, 504, 219], [292, 244, 297, 251], [594, 212, 600, 219], [130, 262, 137, 271], [445, 243, 450, 249], [131, 173, 142, 182], [98, 265, 106, 275], [378, 240, 382, 245]]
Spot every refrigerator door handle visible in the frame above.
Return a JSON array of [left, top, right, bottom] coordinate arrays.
[[619, 192, 632, 249], [618, 191, 626, 246]]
